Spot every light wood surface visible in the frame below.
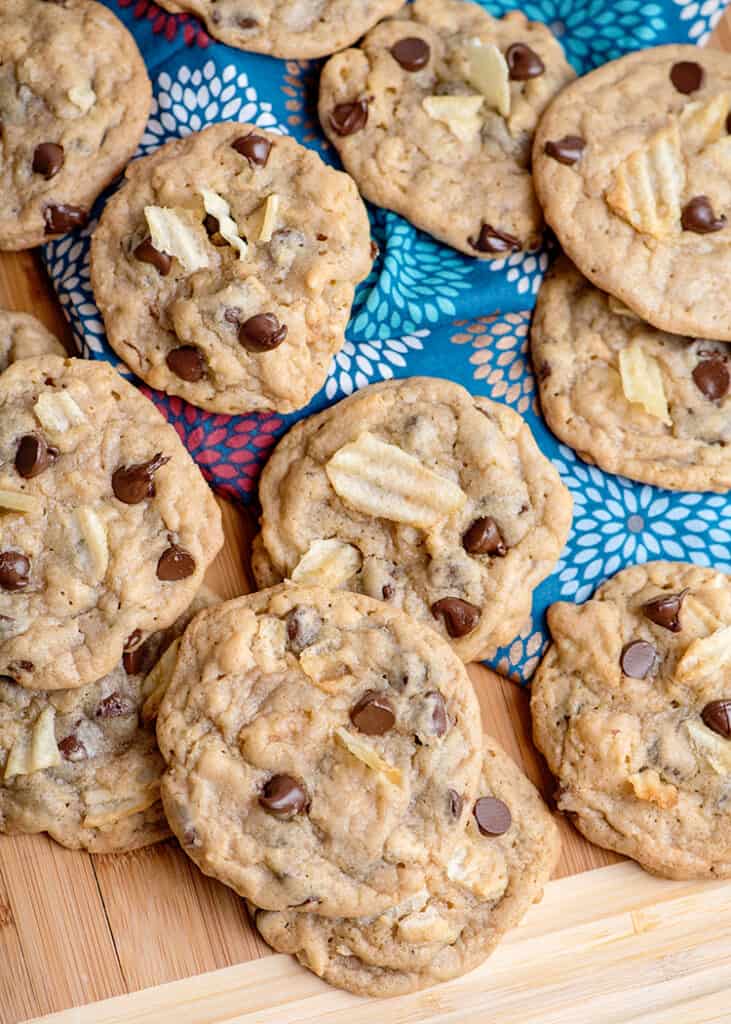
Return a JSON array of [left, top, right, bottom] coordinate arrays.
[[2, 12, 731, 1023]]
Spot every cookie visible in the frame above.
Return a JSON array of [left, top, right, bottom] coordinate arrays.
[[532, 561, 731, 880], [318, 0, 574, 258], [0, 588, 217, 853], [253, 734, 559, 997], [532, 257, 731, 492], [90, 123, 373, 415], [0, 355, 223, 692], [0, 310, 66, 372], [252, 378, 573, 664], [0, 0, 151, 251], [534, 45, 731, 340], [156, 585, 483, 917], [155, 0, 403, 59]]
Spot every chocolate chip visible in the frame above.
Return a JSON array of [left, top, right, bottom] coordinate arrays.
[[468, 223, 521, 254], [134, 238, 172, 275], [727, 111, 731, 135], [390, 37, 430, 71], [59, 735, 87, 762], [259, 774, 309, 818], [426, 691, 448, 737], [447, 788, 464, 819], [506, 43, 545, 80], [166, 346, 205, 382], [681, 196, 726, 234], [112, 453, 170, 505], [538, 361, 552, 381], [286, 606, 322, 653], [473, 796, 512, 836], [239, 313, 288, 352], [0, 552, 30, 591], [11, 661, 33, 673], [232, 133, 272, 167], [123, 642, 155, 676], [642, 590, 687, 632], [370, 240, 379, 261], [32, 142, 64, 179], [350, 691, 396, 735], [123, 630, 151, 674], [43, 203, 87, 235], [329, 100, 368, 137], [620, 640, 657, 679], [693, 355, 729, 401], [96, 692, 134, 718], [544, 135, 585, 165], [670, 60, 704, 94], [381, 583, 395, 600], [431, 597, 481, 638], [702, 700, 731, 738], [463, 516, 507, 556], [157, 544, 196, 581], [15, 434, 57, 479]]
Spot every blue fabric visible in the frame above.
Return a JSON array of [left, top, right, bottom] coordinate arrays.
[[42, 0, 730, 682]]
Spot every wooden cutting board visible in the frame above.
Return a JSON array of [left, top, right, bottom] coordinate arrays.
[[2, 14, 731, 1022]]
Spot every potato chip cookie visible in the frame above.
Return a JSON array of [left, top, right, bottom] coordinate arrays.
[[532, 562, 731, 879], [0, 310, 66, 372]]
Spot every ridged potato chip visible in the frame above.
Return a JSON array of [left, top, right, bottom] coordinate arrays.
[[606, 122, 684, 237], [291, 538, 362, 588], [680, 93, 731, 153], [422, 95, 484, 144], [676, 626, 731, 685], [334, 726, 402, 786], [0, 489, 41, 514], [200, 188, 248, 260], [145, 205, 209, 273], [465, 40, 511, 118], [619, 341, 672, 424]]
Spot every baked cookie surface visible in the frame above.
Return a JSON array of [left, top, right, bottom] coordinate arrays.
[[0, 356, 223, 692], [91, 124, 373, 415], [534, 45, 731, 340], [155, 0, 403, 59], [156, 585, 483, 918], [532, 562, 731, 879], [0, 0, 151, 251], [252, 378, 572, 664], [532, 257, 731, 492], [0, 310, 66, 372], [253, 734, 560, 997], [318, 0, 574, 258]]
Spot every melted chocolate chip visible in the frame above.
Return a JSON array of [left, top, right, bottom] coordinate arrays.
[[426, 691, 448, 737], [329, 100, 368, 137], [448, 788, 464, 819], [350, 691, 396, 735], [506, 43, 545, 80], [15, 434, 57, 479], [473, 796, 512, 836], [469, 223, 521, 254], [642, 590, 687, 632], [238, 313, 288, 352], [166, 346, 205, 382], [538, 361, 552, 381], [463, 516, 507, 556], [259, 774, 309, 818], [157, 544, 196, 581], [391, 37, 430, 71], [0, 552, 30, 591], [112, 453, 170, 505], [620, 640, 657, 679], [286, 606, 322, 653], [232, 133, 272, 166], [693, 355, 729, 401], [702, 700, 731, 738], [727, 111, 731, 135], [123, 630, 146, 674], [670, 60, 704, 94], [59, 735, 87, 762], [681, 196, 726, 234], [134, 239, 172, 275], [96, 692, 134, 718], [32, 142, 64, 179], [43, 203, 87, 235], [431, 597, 481, 638], [382, 583, 395, 600], [544, 135, 585, 165]]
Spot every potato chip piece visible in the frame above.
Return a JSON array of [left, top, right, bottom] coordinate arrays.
[[141, 638, 182, 722], [200, 188, 248, 260], [299, 645, 352, 694], [446, 841, 507, 900], [397, 906, 461, 945], [465, 40, 510, 118], [326, 432, 466, 530], [291, 539, 362, 588], [333, 726, 402, 786], [619, 341, 672, 424], [0, 489, 41, 514], [83, 782, 160, 828], [686, 718, 731, 775], [68, 84, 96, 112], [144, 205, 209, 273], [75, 507, 109, 583], [675, 626, 731, 686], [422, 95, 484, 143], [258, 194, 280, 243], [628, 769, 678, 808], [34, 391, 86, 434], [4, 707, 61, 779], [680, 93, 730, 153], [605, 122, 684, 238]]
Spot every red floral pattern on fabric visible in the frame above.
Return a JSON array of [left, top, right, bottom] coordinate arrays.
[[117, 0, 210, 48]]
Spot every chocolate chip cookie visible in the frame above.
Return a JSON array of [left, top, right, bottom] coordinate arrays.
[[0, 588, 216, 853], [252, 378, 573, 664], [534, 45, 731, 340], [155, 0, 403, 59], [318, 0, 574, 258], [0, 310, 66, 372], [0, 355, 223, 692], [156, 585, 483, 917], [90, 123, 373, 414], [532, 561, 731, 879], [0, 0, 151, 251], [253, 734, 559, 996], [532, 257, 731, 492]]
